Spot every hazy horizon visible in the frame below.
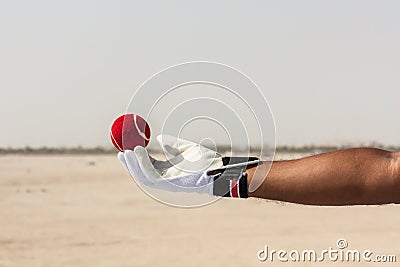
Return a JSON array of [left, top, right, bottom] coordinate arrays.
[[1, 1, 400, 148]]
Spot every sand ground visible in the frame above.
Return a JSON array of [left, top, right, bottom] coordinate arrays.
[[1, 154, 399, 266]]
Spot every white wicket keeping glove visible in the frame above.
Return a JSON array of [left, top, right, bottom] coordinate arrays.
[[118, 135, 260, 197], [118, 135, 223, 194]]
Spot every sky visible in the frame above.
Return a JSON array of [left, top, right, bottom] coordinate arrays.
[[1, 0, 400, 148]]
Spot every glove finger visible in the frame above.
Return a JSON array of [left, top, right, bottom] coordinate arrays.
[[124, 150, 154, 187], [117, 152, 129, 171], [133, 152, 198, 192], [134, 146, 162, 183], [133, 147, 185, 192], [156, 134, 196, 156]]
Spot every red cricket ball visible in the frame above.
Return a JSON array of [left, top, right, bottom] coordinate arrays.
[[110, 114, 151, 152]]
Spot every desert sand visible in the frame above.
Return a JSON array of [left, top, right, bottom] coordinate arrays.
[[1, 154, 399, 266]]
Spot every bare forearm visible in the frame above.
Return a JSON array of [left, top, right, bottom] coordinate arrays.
[[247, 148, 400, 205]]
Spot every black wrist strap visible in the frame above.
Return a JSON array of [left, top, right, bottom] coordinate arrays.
[[213, 157, 259, 198]]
